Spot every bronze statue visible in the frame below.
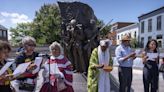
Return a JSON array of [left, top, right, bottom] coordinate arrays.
[[58, 1, 99, 73]]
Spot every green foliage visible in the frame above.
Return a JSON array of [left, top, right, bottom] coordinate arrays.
[[96, 19, 111, 37], [32, 4, 61, 44], [130, 38, 138, 48], [10, 3, 61, 45], [96, 19, 104, 27], [100, 25, 111, 36], [10, 22, 33, 45]]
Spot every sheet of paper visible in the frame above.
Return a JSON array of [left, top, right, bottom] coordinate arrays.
[[32, 57, 43, 74], [34, 57, 43, 66], [0, 61, 14, 76], [159, 53, 164, 58], [135, 49, 142, 57], [13, 62, 31, 77], [44, 63, 61, 75], [147, 53, 158, 61]]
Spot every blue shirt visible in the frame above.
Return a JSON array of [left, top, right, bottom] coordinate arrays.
[[115, 44, 134, 67]]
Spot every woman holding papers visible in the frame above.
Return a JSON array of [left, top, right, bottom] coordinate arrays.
[[11, 36, 39, 92], [161, 58, 164, 80], [0, 40, 14, 92], [142, 39, 159, 92], [40, 41, 74, 92], [87, 39, 113, 92]]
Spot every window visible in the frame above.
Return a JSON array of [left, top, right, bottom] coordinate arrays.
[[112, 27, 117, 31], [157, 35, 162, 39], [148, 19, 152, 32], [156, 35, 163, 48], [118, 35, 120, 40], [158, 41, 162, 48], [3, 31, 7, 38], [141, 37, 144, 48], [141, 21, 144, 33], [148, 36, 152, 41], [121, 34, 123, 39], [134, 31, 136, 38], [157, 16, 162, 30], [0, 30, 2, 37], [129, 33, 131, 38]]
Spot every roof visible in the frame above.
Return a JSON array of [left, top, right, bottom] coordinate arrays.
[[112, 22, 134, 25], [138, 6, 164, 21], [117, 23, 139, 33], [0, 24, 8, 30]]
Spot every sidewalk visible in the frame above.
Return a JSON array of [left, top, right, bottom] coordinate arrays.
[[111, 67, 164, 92]]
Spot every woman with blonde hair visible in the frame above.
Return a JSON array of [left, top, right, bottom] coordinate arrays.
[[12, 36, 39, 92]]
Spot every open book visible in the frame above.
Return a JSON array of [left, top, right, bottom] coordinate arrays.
[[0, 61, 14, 76], [13, 62, 31, 77]]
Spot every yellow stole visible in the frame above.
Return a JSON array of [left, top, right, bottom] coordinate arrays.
[[0, 60, 13, 85]]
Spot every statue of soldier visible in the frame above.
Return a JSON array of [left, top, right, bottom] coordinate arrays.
[[83, 19, 99, 71], [68, 19, 87, 73], [58, 1, 99, 74]]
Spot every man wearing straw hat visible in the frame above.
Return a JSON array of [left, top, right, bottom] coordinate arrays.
[[115, 35, 136, 92]]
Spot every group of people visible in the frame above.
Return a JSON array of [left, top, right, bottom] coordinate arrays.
[[115, 35, 161, 92], [0, 36, 74, 92], [0, 34, 163, 92], [87, 34, 163, 92]]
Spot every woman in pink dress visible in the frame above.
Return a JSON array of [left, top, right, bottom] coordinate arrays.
[[40, 41, 74, 92]]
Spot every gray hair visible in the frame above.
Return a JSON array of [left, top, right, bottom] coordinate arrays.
[[49, 41, 64, 55], [22, 36, 36, 46]]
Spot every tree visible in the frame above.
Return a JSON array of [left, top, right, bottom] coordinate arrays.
[[96, 19, 111, 37], [10, 22, 33, 45], [32, 4, 61, 44], [130, 38, 139, 48], [100, 25, 111, 36], [10, 4, 62, 45]]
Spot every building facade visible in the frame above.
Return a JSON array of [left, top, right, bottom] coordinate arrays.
[[138, 7, 164, 48], [108, 22, 134, 45], [0, 24, 8, 41], [116, 23, 139, 45], [111, 22, 134, 32]]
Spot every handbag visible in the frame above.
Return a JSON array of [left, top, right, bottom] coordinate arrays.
[[57, 78, 67, 91], [159, 63, 164, 72], [19, 82, 35, 91]]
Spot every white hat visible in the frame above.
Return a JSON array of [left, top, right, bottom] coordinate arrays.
[[100, 39, 112, 46], [100, 40, 106, 46]]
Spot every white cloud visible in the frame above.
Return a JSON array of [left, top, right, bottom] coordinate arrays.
[[0, 12, 32, 24], [0, 12, 10, 17], [0, 12, 32, 40], [0, 19, 6, 23], [11, 14, 31, 24], [10, 13, 20, 18]]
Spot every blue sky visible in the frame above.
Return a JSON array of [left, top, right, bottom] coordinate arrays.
[[0, 0, 164, 29]]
